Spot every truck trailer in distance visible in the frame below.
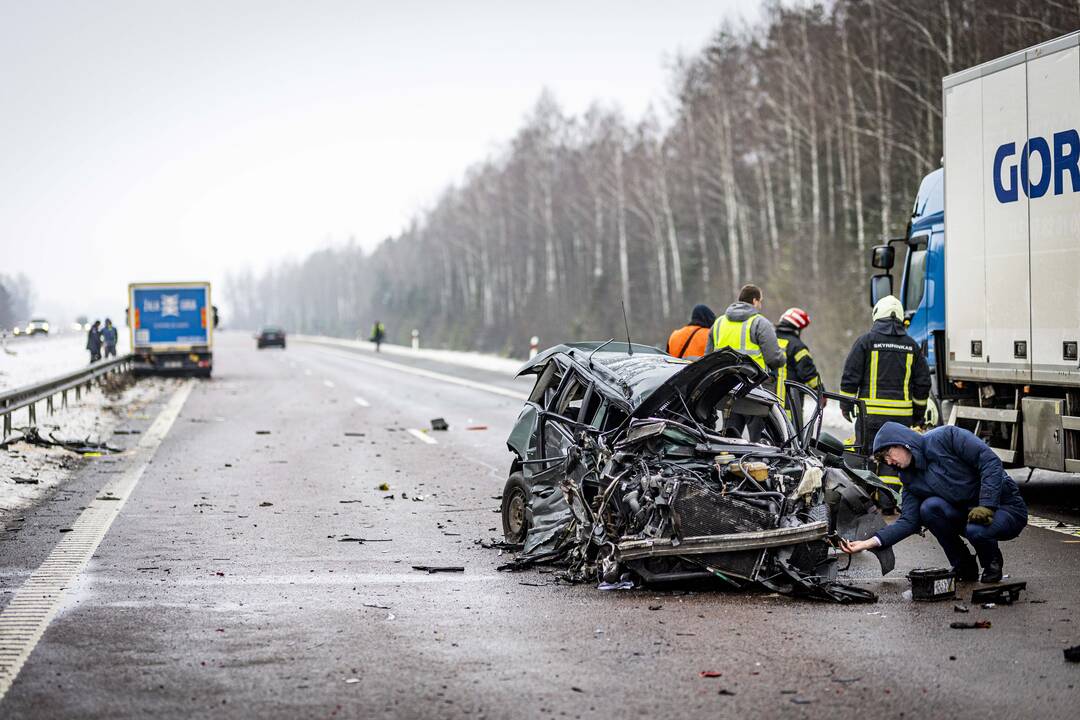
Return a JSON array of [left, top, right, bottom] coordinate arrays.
[[128, 281, 214, 377], [870, 31, 1080, 473]]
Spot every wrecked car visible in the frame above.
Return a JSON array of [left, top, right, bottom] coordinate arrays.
[[498, 341, 896, 602]]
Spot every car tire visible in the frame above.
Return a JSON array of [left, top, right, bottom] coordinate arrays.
[[501, 470, 530, 545]]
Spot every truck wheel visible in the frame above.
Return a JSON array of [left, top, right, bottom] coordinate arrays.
[[501, 471, 530, 545]]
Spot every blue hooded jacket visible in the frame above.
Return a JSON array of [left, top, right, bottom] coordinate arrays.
[[871, 422, 1027, 548]]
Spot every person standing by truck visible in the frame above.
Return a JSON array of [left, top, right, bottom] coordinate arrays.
[[102, 318, 118, 357], [86, 320, 102, 363], [840, 421, 1027, 583], [839, 296, 932, 493]]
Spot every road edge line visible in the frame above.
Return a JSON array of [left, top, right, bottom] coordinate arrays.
[[0, 379, 194, 701]]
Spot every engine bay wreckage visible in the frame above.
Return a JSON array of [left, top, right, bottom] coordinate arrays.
[[498, 342, 897, 603]]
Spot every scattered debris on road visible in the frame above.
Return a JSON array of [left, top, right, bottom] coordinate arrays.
[[255, 430, 271, 435], [258, 501, 273, 507], [1, 426, 122, 455], [466, 425, 488, 431], [971, 582, 1026, 605], [411, 565, 464, 573], [430, 417, 449, 431], [1064, 645, 1080, 662], [377, 482, 390, 491], [953, 603, 970, 613], [950, 620, 992, 629]]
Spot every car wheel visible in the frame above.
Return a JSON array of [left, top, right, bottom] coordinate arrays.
[[501, 471, 529, 544]]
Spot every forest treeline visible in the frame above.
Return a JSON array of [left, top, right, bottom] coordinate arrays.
[[0, 274, 33, 331], [225, 0, 1080, 381]]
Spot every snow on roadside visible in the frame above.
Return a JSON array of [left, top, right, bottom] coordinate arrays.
[[0, 333, 131, 392], [0, 376, 172, 520], [294, 334, 525, 375]]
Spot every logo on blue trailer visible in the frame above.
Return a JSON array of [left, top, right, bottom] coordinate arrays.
[[134, 287, 207, 345], [994, 129, 1080, 203]]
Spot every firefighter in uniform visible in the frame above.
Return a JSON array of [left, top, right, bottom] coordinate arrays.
[[707, 284, 786, 440], [839, 295, 932, 495], [774, 307, 823, 431]]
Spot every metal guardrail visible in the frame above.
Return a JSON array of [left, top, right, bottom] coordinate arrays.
[[0, 354, 135, 437]]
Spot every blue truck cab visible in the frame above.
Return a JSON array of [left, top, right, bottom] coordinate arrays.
[[128, 282, 214, 377], [870, 168, 945, 375]]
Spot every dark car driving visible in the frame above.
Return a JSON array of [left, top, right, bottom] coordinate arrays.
[[256, 326, 286, 349], [497, 341, 897, 602]]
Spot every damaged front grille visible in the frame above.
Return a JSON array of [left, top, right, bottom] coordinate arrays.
[[672, 482, 775, 538]]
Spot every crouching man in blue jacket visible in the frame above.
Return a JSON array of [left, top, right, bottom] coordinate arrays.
[[840, 421, 1028, 583]]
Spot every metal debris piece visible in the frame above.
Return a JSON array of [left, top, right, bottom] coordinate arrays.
[[430, 418, 449, 431], [255, 430, 271, 435], [953, 603, 970, 613], [411, 565, 464, 573], [258, 501, 273, 507], [950, 620, 992, 629], [971, 582, 1026, 605], [1064, 645, 1080, 662]]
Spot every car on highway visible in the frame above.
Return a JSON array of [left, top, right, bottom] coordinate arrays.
[[500, 342, 896, 601], [25, 318, 50, 336], [256, 326, 286, 349]]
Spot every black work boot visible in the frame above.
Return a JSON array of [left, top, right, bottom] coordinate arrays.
[[953, 555, 979, 582], [980, 548, 1004, 583]]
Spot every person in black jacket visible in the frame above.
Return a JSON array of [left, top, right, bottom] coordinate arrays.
[[86, 320, 102, 363], [774, 307, 823, 431], [839, 295, 931, 457], [840, 422, 1027, 583]]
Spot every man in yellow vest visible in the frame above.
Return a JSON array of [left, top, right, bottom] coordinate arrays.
[[707, 284, 786, 440]]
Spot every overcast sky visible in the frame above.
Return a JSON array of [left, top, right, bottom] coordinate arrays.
[[0, 0, 761, 322]]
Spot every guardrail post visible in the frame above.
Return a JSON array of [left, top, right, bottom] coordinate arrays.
[[28, 401, 36, 426], [529, 336, 540, 359], [411, 329, 420, 351], [62, 389, 68, 409]]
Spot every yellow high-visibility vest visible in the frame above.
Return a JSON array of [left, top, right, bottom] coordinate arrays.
[[712, 314, 765, 370], [777, 336, 791, 414]]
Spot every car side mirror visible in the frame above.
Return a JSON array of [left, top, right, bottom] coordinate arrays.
[[870, 274, 893, 306], [871, 244, 895, 269], [815, 431, 846, 457]]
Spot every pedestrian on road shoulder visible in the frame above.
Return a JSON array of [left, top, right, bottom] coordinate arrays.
[[102, 318, 118, 358], [87, 320, 102, 363], [370, 321, 386, 352]]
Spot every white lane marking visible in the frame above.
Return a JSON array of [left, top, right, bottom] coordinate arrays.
[[406, 428, 437, 445], [324, 380, 335, 388], [354, 396, 370, 407], [0, 380, 194, 700], [1027, 514, 1080, 537], [298, 339, 528, 401]]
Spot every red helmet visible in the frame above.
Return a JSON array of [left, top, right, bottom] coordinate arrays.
[[780, 307, 810, 330]]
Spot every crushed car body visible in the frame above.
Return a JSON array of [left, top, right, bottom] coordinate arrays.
[[498, 342, 896, 603]]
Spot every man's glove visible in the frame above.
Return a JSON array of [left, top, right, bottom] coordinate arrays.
[[923, 402, 939, 427], [967, 506, 994, 525], [841, 403, 855, 423]]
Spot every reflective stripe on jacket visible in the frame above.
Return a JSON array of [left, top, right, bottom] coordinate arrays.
[[840, 318, 930, 417], [712, 314, 765, 369]]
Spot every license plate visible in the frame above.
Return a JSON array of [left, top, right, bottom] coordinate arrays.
[[164, 360, 183, 368]]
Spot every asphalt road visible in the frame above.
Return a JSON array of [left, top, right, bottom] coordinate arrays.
[[1, 332, 1078, 719]]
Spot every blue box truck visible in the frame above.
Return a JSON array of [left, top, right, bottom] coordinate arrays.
[[870, 31, 1080, 472], [128, 281, 214, 377]]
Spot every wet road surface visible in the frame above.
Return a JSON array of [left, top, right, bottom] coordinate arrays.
[[1, 333, 1078, 719]]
